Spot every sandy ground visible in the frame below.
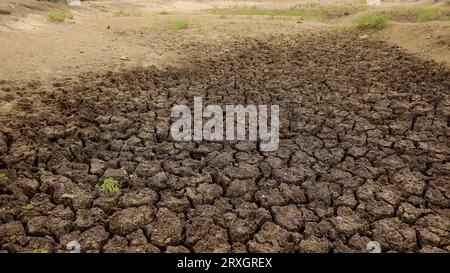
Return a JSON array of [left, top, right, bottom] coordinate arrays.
[[0, 0, 449, 83]]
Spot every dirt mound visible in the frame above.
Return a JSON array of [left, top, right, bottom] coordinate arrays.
[[0, 30, 449, 253]]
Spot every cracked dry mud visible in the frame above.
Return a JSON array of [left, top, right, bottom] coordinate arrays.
[[0, 30, 449, 253]]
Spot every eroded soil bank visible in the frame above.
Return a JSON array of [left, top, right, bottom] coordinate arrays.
[[0, 30, 449, 253]]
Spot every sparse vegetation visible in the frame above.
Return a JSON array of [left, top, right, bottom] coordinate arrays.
[[0, 172, 6, 179], [172, 19, 189, 31], [113, 9, 142, 17], [212, 6, 325, 18], [22, 204, 34, 211], [196, 25, 205, 34], [98, 177, 120, 195], [32, 249, 49, 253], [378, 6, 450, 23], [211, 4, 367, 20], [47, 8, 73, 22], [355, 14, 390, 29]]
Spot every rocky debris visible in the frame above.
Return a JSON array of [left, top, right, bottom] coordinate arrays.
[[66, 241, 81, 253], [366, 241, 382, 253]]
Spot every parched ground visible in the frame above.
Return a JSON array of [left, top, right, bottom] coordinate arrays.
[[0, 29, 449, 253], [1, 0, 449, 83]]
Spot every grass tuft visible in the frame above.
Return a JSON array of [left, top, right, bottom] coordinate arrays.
[[355, 14, 390, 29], [381, 6, 450, 23], [172, 19, 189, 31], [22, 204, 34, 211], [113, 9, 142, 17], [98, 177, 120, 195], [32, 249, 49, 253], [47, 8, 73, 22]]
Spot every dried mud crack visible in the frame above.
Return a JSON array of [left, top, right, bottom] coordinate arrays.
[[0, 30, 449, 253]]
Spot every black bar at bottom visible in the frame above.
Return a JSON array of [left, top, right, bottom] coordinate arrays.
[[0, 253, 445, 272]]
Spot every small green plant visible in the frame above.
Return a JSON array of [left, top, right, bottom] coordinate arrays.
[[98, 178, 120, 195], [0, 172, 6, 179], [113, 9, 142, 17], [355, 14, 390, 29], [32, 249, 49, 253], [172, 19, 189, 31], [47, 8, 73, 22], [38, 168, 46, 175], [22, 204, 34, 211]]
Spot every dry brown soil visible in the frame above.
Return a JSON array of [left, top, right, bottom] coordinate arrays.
[[0, 0, 449, 253]]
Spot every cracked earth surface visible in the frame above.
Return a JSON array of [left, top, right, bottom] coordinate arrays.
[[0, 30, 449, 253]]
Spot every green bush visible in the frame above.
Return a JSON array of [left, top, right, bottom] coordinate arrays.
[[47, 8, 73, 22], [355, 14, 390, 29], [173, 19, 189, 31]]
